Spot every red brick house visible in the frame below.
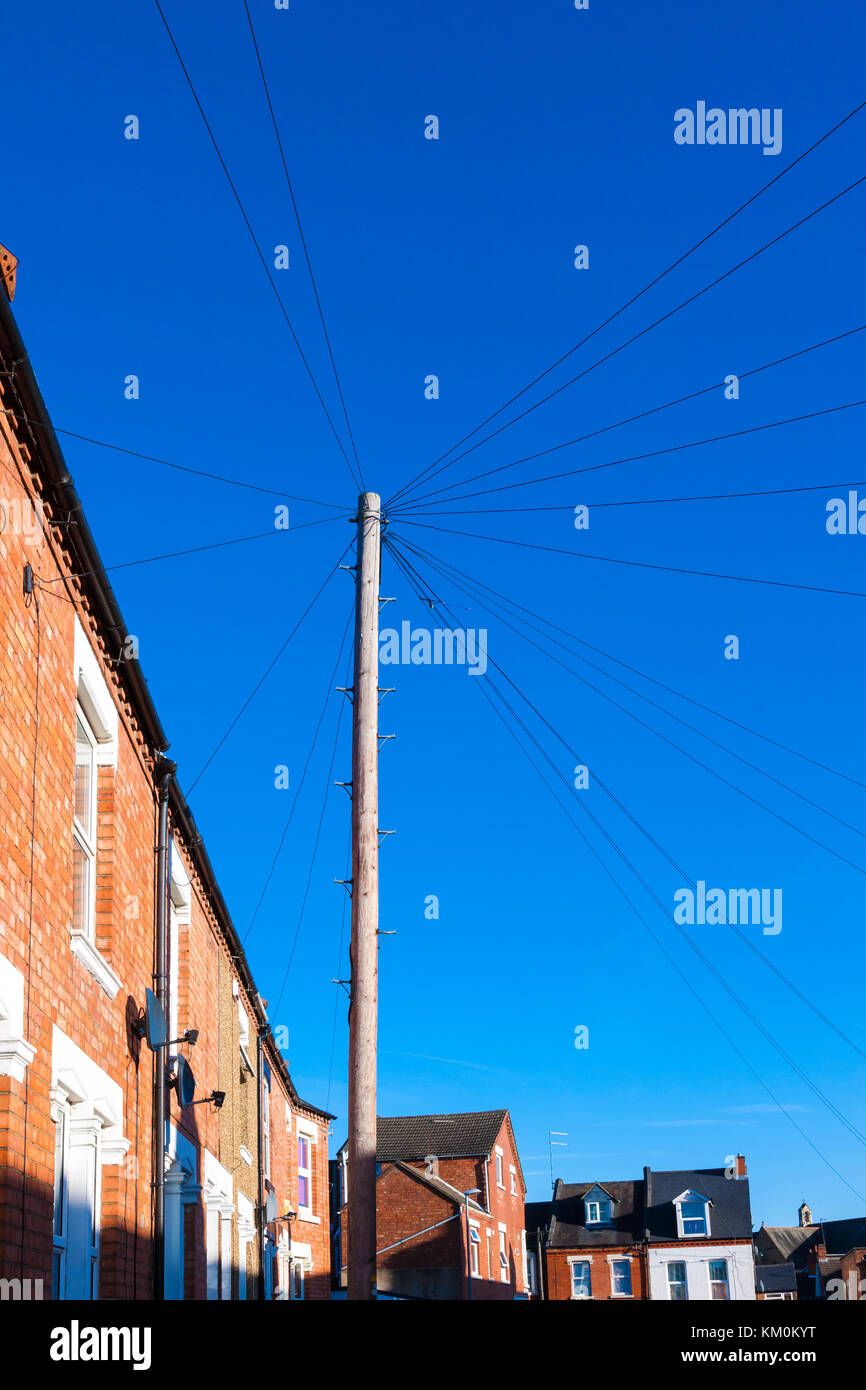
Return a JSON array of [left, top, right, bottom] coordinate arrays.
[[755, 1206, 866, 1300], [336, 1110, 528, 1299], [0, 265, 331, 1300], [527, 1180, 648, 1301], [529, 1160, 757, 1300]]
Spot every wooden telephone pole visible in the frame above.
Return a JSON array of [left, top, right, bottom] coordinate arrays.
[[347, 492, 381, 1300]]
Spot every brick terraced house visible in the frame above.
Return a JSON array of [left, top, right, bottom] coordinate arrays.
[[755, 1204, 866, 1300], [0, 264, 331, 1300], [529, 1157, 756, 1301], [334, 1109, 529, 1299]]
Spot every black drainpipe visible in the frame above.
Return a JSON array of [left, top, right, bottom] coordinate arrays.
[[537, 1226, 546, 1300], [153, 756, 176, 1301]]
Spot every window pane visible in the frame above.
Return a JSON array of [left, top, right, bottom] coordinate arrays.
[[613, 1259, 632, 1295], [53, 1113, 65, 1236], [72, 835, 91, 936], [298, 1175, 309, 1208], [710, 1260, 729, 1299], [75, 718, 94, 836], [682, 1200, 706, 1234], [572, 1261, 591, 1296]]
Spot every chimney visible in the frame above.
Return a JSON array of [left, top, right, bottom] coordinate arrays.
[[798, 1200, 813, 1227], [734, 1154, 747, 1179]]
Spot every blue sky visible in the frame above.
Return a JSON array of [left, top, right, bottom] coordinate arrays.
[[4, 0, 866, 1224]]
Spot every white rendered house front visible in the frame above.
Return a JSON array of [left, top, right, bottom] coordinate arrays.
[[647, 1187, 756, 1301], [648, 1244, 756, 1300]]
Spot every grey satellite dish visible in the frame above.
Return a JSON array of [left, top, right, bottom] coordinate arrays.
[[175, 1054, 196, 1109], [265, 1189, 278, 1223], [142, 989, 167, 1051]]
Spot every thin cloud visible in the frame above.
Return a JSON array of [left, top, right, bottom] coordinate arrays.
[[722, 1103, 808, 1115], [383, 1049, 519, 1077], [592, 1118, 757, 1128]]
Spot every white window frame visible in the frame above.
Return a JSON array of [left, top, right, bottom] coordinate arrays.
[[169, 843, 191, 1059], [609, 1254, 634, 1297], [73, 706, 98, 944], [290, 1240, 312, 1300], [674, 1190, 711, 1239], [0, 953, 36, 1081], [570, 1257, 592, 1299], [469, 1222, 481, 1277], [709, 1258, 730, 1300], [69, 627, 121, 999], [498, 1227, 509, 1282], [585, 1199, 612, 1225], [297, 1117, 317, 1218], [495, 1146, 505, 1189], [509, 1164, 517, 1195], [667, 1260, 688, 1301]]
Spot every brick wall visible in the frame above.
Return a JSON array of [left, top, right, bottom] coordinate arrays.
[[0, 373, 158, 1296], [545, 1245, 648, 1301], [338, 1113, 527, 1300], [0, 320, 332, 1303]]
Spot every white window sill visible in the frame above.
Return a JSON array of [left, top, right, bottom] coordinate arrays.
[[70, 932, 122, 998], [0, 1035, 36, 1083], [297, 1210, 319, 1225]]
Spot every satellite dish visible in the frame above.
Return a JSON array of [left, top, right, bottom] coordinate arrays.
[[142, 989, 167, 1051], [175, 1055, 196, 1109], [265, 1189, 278, 1223]]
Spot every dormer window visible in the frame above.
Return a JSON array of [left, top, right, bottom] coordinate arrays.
[[583, 1184, 616, 1226], [586, 1200, 611, 1225], [674, 1189, 711, 1238]]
